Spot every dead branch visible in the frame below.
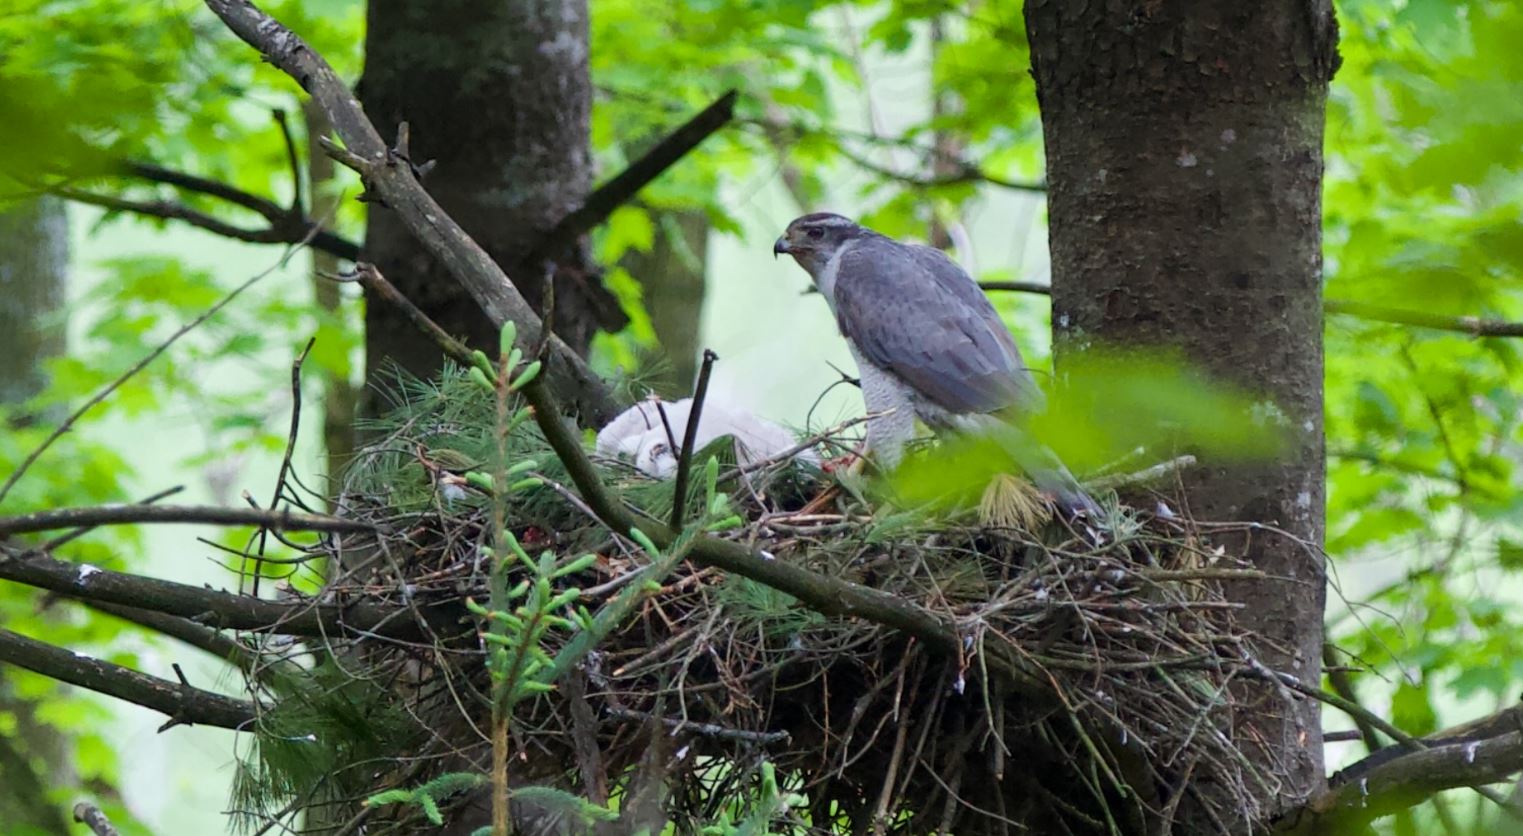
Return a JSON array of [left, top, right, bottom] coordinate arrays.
[[1262, 671, 1523, 830], [1085, 454, 1196, 492], [200, 0, 617, 423], [521, 89, 739, 269], [0, 503, 371, 537], [670, 348, 718, 529], [0, 627, 257, 731], [54, 184, 359, 260], [1322, 642, 1384, 754], [249, 338, 316, 597], [332, 263, 472, 361], [81, 600, 261, 671], [0, 546, 430, 640], [1276, 730, 1523, 834], [604, 707, 791, 745], [55, 138, 360, 259], [72, 802, 121, 836], [124, 159, 288, 216], [1331, 704, 1523, 789], [979, 280, 1056, 295]]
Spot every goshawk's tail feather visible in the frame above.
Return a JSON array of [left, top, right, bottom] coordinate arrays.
[[988, 423, 1101, 521]]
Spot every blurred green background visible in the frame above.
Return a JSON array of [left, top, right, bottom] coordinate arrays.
[[3, 0, 1522, 832]]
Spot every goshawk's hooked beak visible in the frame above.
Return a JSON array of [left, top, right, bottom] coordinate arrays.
[[772, 237, 790, 258]]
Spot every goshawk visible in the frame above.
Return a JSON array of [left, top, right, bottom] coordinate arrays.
[[774, 212, 1096, 516]]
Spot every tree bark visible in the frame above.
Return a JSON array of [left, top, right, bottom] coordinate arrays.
[[304, 102, 358, 481], [0, 198, 68, 407], [357, 0, 607, 390], [621, 209, 709, 392], [0, 196, 74, 833], [1026, 1, 1338, 824]]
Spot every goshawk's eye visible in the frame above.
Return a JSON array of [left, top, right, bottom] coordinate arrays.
[[806, 227, 824, 240]]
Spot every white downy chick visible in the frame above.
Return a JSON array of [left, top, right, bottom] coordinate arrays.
[[595, 397, 817, 478]]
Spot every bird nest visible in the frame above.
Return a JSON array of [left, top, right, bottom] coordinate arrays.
[[230, 367, 1274, 835]]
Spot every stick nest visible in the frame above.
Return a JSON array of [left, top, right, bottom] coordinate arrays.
[[234, 368, 1275, 835]]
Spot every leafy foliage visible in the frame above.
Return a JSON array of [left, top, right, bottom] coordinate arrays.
[[1323, 1, 1523, 788], [4, 0, 1523, 831]]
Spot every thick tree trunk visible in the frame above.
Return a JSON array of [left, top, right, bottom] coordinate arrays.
[[350, 4, 613, 829], [0, 198, 68, 407], [0, 196, 74, 833], [304, 101, 358, 483], [1026, 1, 1338, 824], [358, 0, 611, 394], [622, 210, 709, 392]]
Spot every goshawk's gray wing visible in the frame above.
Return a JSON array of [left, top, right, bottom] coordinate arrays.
[[833, 239, 1044, 416]]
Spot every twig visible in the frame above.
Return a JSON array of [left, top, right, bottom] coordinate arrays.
[[0, 504, 371, 537], [331, 264, 472, 363], [201, 0, 616, 423], [1326, 299, 1523, 338], [0, 231, 314, 507], [565, 670, 610, 803], [520, 90, 739, 269], [25, 482, 275, 670], [72, 802, 121, 836], [1322, 641, 1383, 754], [80, 599, 263, 673], [36, 485, 185, 552], [272, 108, 305, 214], [0, 628, 257, 730], [124, 161, 283, 216], [732, 413, 872, 477], [980, 280, 1054, 295], [605, 707, 790, 745], [250, 339, 315, 597], [979, 281, 1523, 340], [533, 261, 557, 362], [835, 143, 1048, 193], [52, 168, 359, 260], [0, 546, 428, 640], [1084, 455, 1196, 492], [654, 400, 680, 462], [1249, 662, 1412, 748], [670, 349, 717, 530]]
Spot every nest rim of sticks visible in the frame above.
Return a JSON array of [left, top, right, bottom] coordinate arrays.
[[233, 369, 1280, 835]]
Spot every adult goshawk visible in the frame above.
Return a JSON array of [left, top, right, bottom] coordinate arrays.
[[774, 212, 1096, 516]]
